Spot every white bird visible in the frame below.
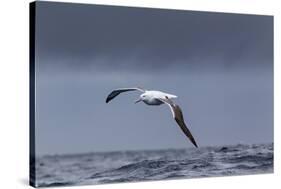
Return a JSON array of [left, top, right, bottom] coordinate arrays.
[[106, 87, 198, 148]]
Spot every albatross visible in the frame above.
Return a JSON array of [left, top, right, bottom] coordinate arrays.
[[105, 87, 198, 148]]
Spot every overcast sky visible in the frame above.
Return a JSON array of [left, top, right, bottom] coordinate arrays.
[[34, 1, 273, 155]]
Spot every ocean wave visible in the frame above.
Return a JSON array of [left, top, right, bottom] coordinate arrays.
[[35, 143, 273, 187]]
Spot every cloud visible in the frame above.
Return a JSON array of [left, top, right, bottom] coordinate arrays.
[[36, 2, 273, 73]]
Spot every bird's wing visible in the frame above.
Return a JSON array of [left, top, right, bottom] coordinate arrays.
[[157, 97, 198, 148], [106, 87, 145, 103]]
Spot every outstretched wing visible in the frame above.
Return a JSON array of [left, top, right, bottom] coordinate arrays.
[[157, 97, 198, 148], [106, 87, 145, 103]]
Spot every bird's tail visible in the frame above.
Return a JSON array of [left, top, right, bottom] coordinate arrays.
[[167, 94, 177, 99]]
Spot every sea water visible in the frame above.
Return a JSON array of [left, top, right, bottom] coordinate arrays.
[[34, 143, 273, 187]]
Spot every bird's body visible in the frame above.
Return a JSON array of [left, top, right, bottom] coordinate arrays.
[[105, 87, 198, 148], [140, 90, 177, 105]]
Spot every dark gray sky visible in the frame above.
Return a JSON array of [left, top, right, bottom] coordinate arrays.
[[34, 1, 273, 155]]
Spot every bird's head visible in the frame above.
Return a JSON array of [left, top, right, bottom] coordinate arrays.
[[135, 93, 147, 104]]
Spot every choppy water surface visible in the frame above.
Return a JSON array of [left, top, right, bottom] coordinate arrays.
[[35, 143, 273, 187]]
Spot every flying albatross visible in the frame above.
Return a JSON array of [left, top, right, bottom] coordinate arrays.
[[105, 87, 198, 148]]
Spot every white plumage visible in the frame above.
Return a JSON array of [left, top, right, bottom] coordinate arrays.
[[106, 87, 198, 148]]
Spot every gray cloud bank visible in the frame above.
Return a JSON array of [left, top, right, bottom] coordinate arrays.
[[36, 2, 273, 73]]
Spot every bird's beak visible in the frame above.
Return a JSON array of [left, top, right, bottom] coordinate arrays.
[[134, 98, 142, 104]]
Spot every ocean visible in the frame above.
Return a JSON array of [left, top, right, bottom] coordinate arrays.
[[34, 143, 273, 187]]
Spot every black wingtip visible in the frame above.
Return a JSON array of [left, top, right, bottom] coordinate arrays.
[[193, 141, 198, 148]]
